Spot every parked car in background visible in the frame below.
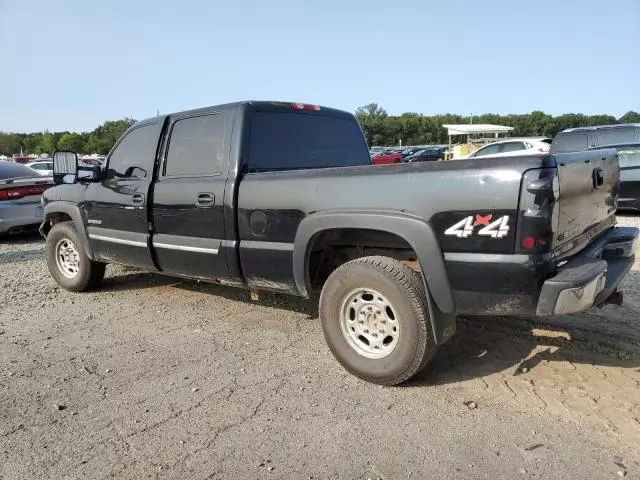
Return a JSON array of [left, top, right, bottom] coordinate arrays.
[[588, 142, 640, 211], [405, 147, 447, 162], [0, 160, 54, 235], [80, 156, 105, 166], [26, 160, 54, 176], [400, 147, 423, 158], [551, 124, 640, 153], [466, 138, 551, 159], [371, 151, 403, 164]]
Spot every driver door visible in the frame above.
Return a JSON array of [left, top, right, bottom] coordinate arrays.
[[83, 120, 164, 269]]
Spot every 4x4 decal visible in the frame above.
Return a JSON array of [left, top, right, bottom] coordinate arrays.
[[444, 214, 510, 239]]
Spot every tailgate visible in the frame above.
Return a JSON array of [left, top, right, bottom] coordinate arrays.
[[554, 149, 619, 258]]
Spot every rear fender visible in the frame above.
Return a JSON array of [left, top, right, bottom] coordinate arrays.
[[293, 210, 456, 344], [41, 202, 94, 260]]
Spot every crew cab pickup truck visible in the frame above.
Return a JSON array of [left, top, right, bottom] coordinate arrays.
[[41, 101, 638, 385]]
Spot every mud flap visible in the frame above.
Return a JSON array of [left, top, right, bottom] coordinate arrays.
[[426, 289, 457, 345]]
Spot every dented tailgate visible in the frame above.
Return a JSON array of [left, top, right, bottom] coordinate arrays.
[[554, 149, 619, 258]]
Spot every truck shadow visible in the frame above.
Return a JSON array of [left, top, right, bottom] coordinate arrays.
[[408, 313, 640, 387], [0, 231, 42, 244], [100, 269, 317, 317]]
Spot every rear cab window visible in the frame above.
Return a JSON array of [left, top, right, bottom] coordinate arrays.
[[248, 112, 371, 172]]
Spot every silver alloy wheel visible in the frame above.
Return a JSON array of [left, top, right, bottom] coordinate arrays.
[[340, 288, 400, 359], [55, 238, 81, 279]]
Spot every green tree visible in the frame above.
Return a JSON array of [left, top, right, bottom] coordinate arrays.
[[35, 132, 55, 155], [0, 133, 23, 156], [619, 111, 640, 123], [57, 133, 85, 152], [85, 118, 136, 154]]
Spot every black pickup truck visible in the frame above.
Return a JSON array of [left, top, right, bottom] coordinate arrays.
[[41, 101, 638, 385]]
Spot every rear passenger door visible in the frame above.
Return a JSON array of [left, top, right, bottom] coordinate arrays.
[[151, 112, 230, 280]]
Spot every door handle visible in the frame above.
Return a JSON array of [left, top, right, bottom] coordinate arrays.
[[196, 192, 215, 207], [132, 193, 145, 206]]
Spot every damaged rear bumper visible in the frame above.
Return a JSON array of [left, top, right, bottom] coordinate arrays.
[[536, 226, 639, 316]]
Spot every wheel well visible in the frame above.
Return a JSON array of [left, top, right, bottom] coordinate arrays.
[[42, 212, 73, 234], [306, 228, 420, 291]]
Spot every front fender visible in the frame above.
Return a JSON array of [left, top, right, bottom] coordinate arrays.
[[41, 202, 94, 260], [293, 210, 456, 345]]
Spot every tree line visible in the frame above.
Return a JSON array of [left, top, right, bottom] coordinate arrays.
[[0, 119, 136, 157], [355, 104, 640, 146], [1, 107, 639, 156]]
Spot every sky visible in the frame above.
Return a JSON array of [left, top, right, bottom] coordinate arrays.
[[1, 0, 638, 133]]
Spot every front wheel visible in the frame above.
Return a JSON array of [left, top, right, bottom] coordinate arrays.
[[46, 222, 106, 292], [319, 256, 436, 385]]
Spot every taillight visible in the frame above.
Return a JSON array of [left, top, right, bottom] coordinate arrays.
[[0, 184, 50, 201], [516, 168, 558, 253], [292, 103, 321, 111]]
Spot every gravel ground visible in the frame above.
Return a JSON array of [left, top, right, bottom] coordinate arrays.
[[1, 216, 640, 479]]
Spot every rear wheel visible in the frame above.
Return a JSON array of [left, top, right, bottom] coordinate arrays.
[[319, 256, 436, 385], [46, 222, 106, 292]]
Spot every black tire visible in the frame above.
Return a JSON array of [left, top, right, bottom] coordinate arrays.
[[46, 222, 106, 292], [319, 256, 436, 385]]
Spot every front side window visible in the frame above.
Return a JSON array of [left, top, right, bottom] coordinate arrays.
[[551, 133, 588, 153], [472, 143, 502, 157], [164, 113, 227, 177], [106, 124, 159, 180]]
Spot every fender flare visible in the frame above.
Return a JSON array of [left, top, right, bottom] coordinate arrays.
[[293, 210, 456, 345], [41, 202, 94, 260]]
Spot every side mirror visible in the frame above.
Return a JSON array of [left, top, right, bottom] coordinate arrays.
[[53, 150, 78, 185]]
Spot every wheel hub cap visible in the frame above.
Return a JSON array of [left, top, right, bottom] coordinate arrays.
[[55, 238, 80, 279], [340, 288, 399, 359]]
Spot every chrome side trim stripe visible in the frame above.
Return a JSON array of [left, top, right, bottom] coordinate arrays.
[[88, 234, 147, 247], [152, 242, 219, 254]]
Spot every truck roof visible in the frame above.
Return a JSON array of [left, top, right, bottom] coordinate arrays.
[[132, 100, 354, 128]]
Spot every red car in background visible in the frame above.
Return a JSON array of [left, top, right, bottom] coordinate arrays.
[[371, 151, 403, 165]]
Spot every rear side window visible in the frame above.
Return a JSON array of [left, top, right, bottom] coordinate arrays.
[[618, 148, 640, 169], [499, 142, 525, 153], [597, 128, 636, 147], [164, 113, 226, 177], [248, 112, 370, 172], [551, 132, 588, 153], [0, 161, 37, 180], [107, 124, 159, 180]]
